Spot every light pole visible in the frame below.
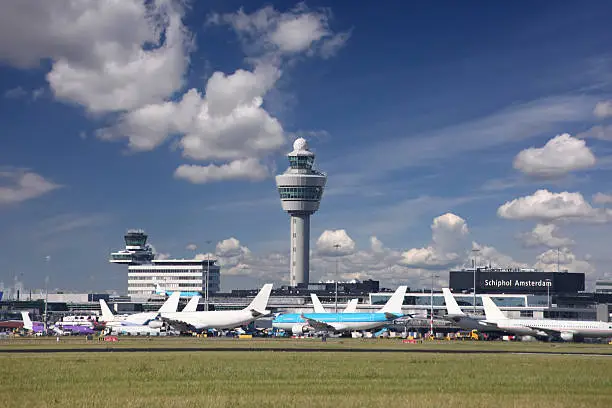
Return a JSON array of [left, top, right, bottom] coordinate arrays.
[[471, 248, 480, 314], [44, 256, 50, 334], [546, 278, 551, 308], [204, 240, 212, 312], [334, 243, 340, 313], [430, 273, 439, 338]]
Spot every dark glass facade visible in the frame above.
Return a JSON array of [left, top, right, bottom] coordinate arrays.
[[449, 270, 585, 294]]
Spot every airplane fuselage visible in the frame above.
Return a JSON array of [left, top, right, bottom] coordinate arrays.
[[162, 310, 263, 330], [273, 312, 401, 333], [481, 318, 612, 340]]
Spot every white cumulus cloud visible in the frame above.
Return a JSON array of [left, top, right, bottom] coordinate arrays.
[[0, 0, 191, 114], [497, 189, 612, 223], [315, 229, 356, 256], [400, 213, 469, 269], [513, 134, 596, 178], [210, 3, 350, 59], [593, 193, 612, 205], [534, 247, 593, 273], [0, 169, 61, 205], [94, 4, 347, 184], [174, 159, 270, 184], [594, 100, 612, 119], [519, 224, 574, 248]]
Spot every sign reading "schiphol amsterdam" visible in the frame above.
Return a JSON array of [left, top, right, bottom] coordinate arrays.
[[449, 271, 585, 294], [483, 279, 552, 289]]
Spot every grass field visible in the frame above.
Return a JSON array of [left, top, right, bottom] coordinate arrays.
[[2, 336, 612, 354], [1, 338, 612, 407]]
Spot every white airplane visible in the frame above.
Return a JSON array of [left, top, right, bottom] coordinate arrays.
[[99, 292, 181, 329], [310, 294, 359, 313], [161, 283, 273, 332], [480, 295, 612, 342], [441, 288, 504, 335], [182, 295, 201, 312]]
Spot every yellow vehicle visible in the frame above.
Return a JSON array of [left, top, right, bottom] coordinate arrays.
[[455, 330, 480, 340]]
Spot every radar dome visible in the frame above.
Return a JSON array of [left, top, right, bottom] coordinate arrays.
[[293, 137, 309, 151]]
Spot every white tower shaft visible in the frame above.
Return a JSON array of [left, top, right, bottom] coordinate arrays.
[[290, 214, 310, 286]]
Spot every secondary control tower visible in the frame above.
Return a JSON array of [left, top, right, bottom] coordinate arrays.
[[275, 138, 327, 286]]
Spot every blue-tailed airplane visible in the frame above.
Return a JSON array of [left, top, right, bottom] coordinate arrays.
[[273, 285, 409, 335]]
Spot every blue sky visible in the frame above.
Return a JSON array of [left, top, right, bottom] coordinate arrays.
[[1, 0, 612, 294]]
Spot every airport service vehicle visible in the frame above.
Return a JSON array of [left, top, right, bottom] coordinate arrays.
[[479, 295, 612, 342], [273, 285, 409, 335], [161, 283, 273, 332]]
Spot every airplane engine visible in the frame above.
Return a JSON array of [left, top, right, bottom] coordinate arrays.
[[560, 332, 574, 342], [291, 324, 306, 335], [520, 335, 536, 342], [148, 320, 163, 329]]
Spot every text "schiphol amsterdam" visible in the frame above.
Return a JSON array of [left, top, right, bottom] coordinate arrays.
[[484, 279, 552, 288]]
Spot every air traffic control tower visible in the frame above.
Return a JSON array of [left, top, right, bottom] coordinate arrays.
[[276, 138, 327, 287]]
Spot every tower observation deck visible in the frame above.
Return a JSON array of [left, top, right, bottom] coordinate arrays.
[[275, 138, 327, 286], [109, 229, 155, 265]]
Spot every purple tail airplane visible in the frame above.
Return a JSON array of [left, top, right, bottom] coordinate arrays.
[[21, 312, 96, 335]]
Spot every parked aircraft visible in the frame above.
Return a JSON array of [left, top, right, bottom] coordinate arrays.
[[310, 294, 358, 313], [273, 285, 409, 335], [161, 283, 273, 332], [21, 312, 46, 334], [441, 288, 504, 335], [99, 291, 181, 327], [52, 321, 96, 335], [97, 292, 181, 335], [182, 295, 201, 312], [480, 295, 612, 342]]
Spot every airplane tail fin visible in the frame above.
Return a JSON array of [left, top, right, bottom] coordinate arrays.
[[481, 296, 506, 320], [442, 288, 465, 316], [378, 285, 408, 315], [99, 299, 115, 322], [158, 291, 181, 313], [310, 294, 327, 313], [21, 311, 33, 331], [182, 295, 201, 312], [245, 283, 273, 315], [343, 298, 358, 313]]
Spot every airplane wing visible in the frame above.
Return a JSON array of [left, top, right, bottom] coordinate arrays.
[[250, 309, 270, 318], [384, 312, 412, 320], [522, 325, 565, 338], [299, 314, 337, 332]]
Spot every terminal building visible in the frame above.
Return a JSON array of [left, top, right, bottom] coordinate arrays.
[[109, 230, 220, 299]]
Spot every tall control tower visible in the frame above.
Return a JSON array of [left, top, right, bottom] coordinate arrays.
[[276, 138, 327, 286]]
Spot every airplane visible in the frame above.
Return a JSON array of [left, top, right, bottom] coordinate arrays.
[[99, 291, 181, 327], [97, 292, 181, 335], [52, 321, 97, 336], [441, 288, 504, 335], [182, 295, 201, 312], [310, 294, 359, 313], [20, 312, 46, 335], [479, 295, 612, 342], [160, 283, 273, 332], [273, 285, 409, 335]]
